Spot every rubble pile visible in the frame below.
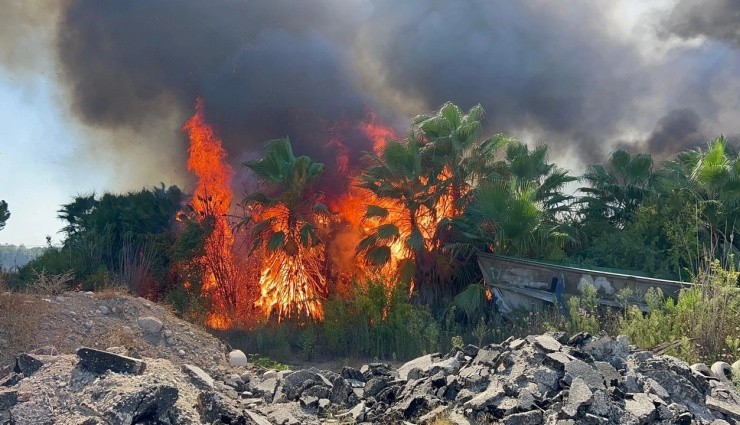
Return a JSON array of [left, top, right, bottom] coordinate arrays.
[[1, 331, 739, 424]]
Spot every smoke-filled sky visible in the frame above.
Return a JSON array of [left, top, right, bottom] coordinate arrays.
[[1, 0, 739, 246]]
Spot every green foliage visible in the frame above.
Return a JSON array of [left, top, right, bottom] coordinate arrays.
[[246, 353, 290, 371], [565, 282, 601, 335], [15, 185, 183, 297], [620, 260, 740, 364], [450, 335, 464, 349], [0, 200, 9, 231]]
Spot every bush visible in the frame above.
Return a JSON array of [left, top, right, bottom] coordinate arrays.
[[620, 259, 740, 363]]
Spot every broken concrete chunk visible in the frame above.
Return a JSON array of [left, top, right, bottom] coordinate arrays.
[[534, 334, 562, 353], [562, 377, 593, 418], [181, 364, 214, 390], [706, 396, 740, 421], [503, 409, 543, 425], [564, 359, 604, 390], [624, 393, 657, 424], [0, 390, 18, 410], [14, 353, 43, 377], [76, 347, 146, 375]]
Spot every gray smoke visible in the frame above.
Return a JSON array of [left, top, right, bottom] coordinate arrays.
[[2, 0, 740, 186], [663, 0, 740, 46], [644, 108, 707, 158]]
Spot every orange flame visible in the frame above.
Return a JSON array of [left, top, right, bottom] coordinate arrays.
[[182, 97, 237, 330], [251, 203, 327, 321]]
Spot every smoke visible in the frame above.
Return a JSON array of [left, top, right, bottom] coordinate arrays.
[[663, 0, 740, 46], [644, 108, 707, 158], [3, 0, 740, 186]]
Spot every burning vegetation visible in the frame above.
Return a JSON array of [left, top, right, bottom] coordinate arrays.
[[177, 100, 489, 327]]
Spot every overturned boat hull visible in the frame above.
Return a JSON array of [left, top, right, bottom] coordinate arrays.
[[476, 253, 688, 314]]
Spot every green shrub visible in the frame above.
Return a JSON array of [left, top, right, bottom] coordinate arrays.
[[620, 259, 740, 363]]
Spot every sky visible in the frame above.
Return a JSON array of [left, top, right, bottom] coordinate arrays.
[[1, 0, 739, 246]]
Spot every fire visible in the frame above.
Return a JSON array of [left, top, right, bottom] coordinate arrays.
[[360, 111, 398, 154], [177, 101, 462, 329], [182, 97, 237, 329], [250, 203, 327, 321]]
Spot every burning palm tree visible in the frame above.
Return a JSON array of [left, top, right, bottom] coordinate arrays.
[[241, 138, 330, 321]]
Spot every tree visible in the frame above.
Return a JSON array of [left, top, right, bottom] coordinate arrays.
[[450, 141, 574, 261], [0, 200, 9, 231], [659, 136, 739, 262], [241, 138, 330, 321], [578, 149, 655, 229], [37, 185, 183, 294], [356, 138, 432, 292]]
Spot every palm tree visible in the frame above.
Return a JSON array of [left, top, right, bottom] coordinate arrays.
[[659, 136, 739, 260], [242, 138, 330, 321], [579, 149, 654, 229], [356, 138, 433, 290], [450, 141, 574, 262]]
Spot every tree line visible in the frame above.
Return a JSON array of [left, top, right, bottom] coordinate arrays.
[[4, 102, 738, 319]]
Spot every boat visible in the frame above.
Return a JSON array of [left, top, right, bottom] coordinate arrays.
[[476, 253, 689, 314]]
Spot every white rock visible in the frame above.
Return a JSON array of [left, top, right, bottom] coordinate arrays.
[[228, 349, 248, 367], [97, 305, 109, 315], [137, 316, 163, 334]]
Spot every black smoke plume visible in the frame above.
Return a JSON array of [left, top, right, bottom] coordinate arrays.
[[2, 0, 739, 185]]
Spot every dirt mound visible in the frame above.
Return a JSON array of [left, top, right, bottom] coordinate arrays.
[[0, 290, 228, 371]]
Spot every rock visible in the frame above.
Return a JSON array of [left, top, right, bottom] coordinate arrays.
[[76, 347, 146, 375], [342, 401, 366, 422], [227, 349, 248, 367], [474, 346, 502, 367], [364, 377, 388, 397], [429, 357, 461, 376], [256, 377, 278, 401], [162, 329, 173, 338], [544, 351, 572, 369], [341, 366, 365, 382], [563, 359, 604, 390], [97, 305, 109, 315], [0, 390, 18, 410], [262, 370, 278, 380], [625, 393, 657, 424], [197, 390, 244, 423], [397, 394, 437, 419], [245, 410, 273, 425], [504, 409, 543, 425], [594, 361, 620, 387], [398, 355, 434, 380], [464, 379, 506, 411], [462, 344, 480, 357], [534, 334, 562, 352], [644, 377, 669, 399], [136, 316, 163, 334], [14, 353, 43, 377], [459, 364, 489, 391], [706, 396, 740, 421], [268, 408, 300, 425], [181, 364, 214, 389], [104, 383, 179, 424], [562, 377, 593, 418], [299, 394, 319, 409]]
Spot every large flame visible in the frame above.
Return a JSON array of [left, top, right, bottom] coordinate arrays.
[[252, 203, 327, 321], [182, 98, 237, 329], [179, 101, 460, 328]]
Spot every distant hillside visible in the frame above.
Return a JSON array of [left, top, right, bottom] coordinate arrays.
[[0, 244, 46, 270]]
